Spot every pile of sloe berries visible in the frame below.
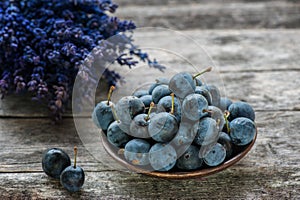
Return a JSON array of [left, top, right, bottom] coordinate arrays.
[[93, 67, 256, 172], [42, 147, 85, 192]]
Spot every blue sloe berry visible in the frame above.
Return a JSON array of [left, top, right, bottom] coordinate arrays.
[[124, 139, 151, 166], [228, 101, 255, 121], [151, 85, 171, 104], [219, 97, 233, 111], [182, 93, 208, 121], [42, 148, 71, 179], [92, 101, 114, 132], [193, 117, 219, 146], [149, 143, 177, 172], [157, 95, 182, 123], [129, 114, 150, 138], [169, 72, 195, 99], [176, 145, 203, 171], [203, 143, 226, 167], [148, 112, 178, 143], [229, 117, 256, 146], [218, 132, 233, 159], [107, 121, 131, 148], [60, 165, 85, 192]]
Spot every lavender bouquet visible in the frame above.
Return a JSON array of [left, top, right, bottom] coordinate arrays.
[[0, 0, 164, 121]]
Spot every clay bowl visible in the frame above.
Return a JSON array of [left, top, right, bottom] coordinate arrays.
[[101, 129, 257, 179]]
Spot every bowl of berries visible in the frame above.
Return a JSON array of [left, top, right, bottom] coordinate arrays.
[[91, 66, 257, 179]]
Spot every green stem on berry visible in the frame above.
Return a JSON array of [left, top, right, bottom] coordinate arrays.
[[224, 110, 230, 133], [74, 146, 78, 168], [170, 93, 175, 115], [110, 104, 120, 123], [107, 86, 115, 105], [145, 102, 155, 121], [193, 67, 213, 80]]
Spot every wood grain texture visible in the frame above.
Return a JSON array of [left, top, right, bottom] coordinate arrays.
[[0, 168, 299, 199], [116, 0, 297, 7], [0, 110, 299, 199], [1, 3, 300, 198], [1, 112, 300, 171], [116, 1, 300, 29]]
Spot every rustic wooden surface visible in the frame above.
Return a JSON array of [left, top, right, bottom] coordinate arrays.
[[117, 0, 300, 29], [1, 1, 300, 199]]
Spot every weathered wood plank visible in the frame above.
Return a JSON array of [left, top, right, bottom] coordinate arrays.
[[132, 29, 300, 72], [116, 2, 300, 29], [0, 166, 299, 199], [0, 118, 110, 172], [0, 111, 299, 173], [117, 0, 296, 7]]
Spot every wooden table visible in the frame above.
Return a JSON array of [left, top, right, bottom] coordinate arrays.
[[1, 1, 300, 199]]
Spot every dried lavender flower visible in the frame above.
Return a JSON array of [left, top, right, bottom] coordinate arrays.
[[0, 0, 165, 122]]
